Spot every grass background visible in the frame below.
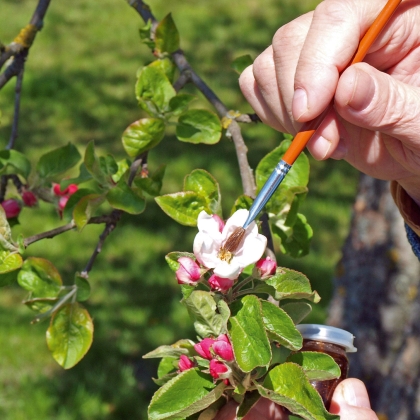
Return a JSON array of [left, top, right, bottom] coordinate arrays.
[[0, 0, 358, 418]]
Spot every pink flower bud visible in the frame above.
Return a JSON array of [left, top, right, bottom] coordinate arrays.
[[178, 355, 195, 372], [1, 199, 21, 218], [176, 257, 201, 285], [211, 214, 225, 233], [208, 274, 234, 293], [209, 359, 228, 379], [194, 338, 215, 360], [22, 191, 37, 207], [255, 257, 277, 279], [67, 184, 78, 195], [53, 183, 65, 196], [58, 196, 69, 211], [212, 334, 234, 361]]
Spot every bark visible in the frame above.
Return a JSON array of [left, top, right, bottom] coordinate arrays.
[[328, 173, 420, 420]]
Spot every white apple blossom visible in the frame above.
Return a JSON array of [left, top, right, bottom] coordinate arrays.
[[193, 209, 267, 280]]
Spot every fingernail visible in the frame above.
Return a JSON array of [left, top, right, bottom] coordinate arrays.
[[312, 136, 331, 160], [330, 139, 347, 160], [347, 68, 375, 111], [292, 88, 308, 120], [342, 381, 371, 409]]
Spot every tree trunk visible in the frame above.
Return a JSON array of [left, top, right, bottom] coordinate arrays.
[[328, 173, 420, 420]]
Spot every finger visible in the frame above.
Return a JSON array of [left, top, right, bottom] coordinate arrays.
[[251, 398, 289, 420], [239, 64, 288, 132], [330, 378, 379, 420], [335, 62, 420, 175], [271, 12, 313, 133], [292, 0, 392, 122], [252, 46, 296, 134]]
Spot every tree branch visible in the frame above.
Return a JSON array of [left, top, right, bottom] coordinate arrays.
[[0, 0, 51, 89], [128, 0, 256, 197], [7, 68, 25, 150]]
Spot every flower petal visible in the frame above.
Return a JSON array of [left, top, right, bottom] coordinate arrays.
[[221, 209, 250, 242], [234, 233, 267, 267], [213, 261, 241, 280]]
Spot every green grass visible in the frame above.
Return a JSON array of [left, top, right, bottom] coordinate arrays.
[[0, 0, 358, 418]]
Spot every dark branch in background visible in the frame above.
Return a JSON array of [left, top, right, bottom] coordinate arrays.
[[0, 0, 51, 89], [260, 212, 276, 262], [7, 69, 24, 150], [128, 0, 257, 198]]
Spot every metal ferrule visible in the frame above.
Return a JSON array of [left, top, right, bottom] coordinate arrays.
[[243, 160, 292, 228]]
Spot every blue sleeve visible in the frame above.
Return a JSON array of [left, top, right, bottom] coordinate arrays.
[[405, 224, 420, 260]]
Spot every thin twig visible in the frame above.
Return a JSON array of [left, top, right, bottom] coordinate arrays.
[[7, 68, 25, 150], [80, 210, 122, 278], [173, 72, 191, 93], [128, 1, 256, 197]]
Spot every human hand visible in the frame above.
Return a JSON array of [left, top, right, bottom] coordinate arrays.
[[214, 378, 378, 420], [239, 0, 420, 206]]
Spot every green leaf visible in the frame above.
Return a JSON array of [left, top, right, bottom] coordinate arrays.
[[18, 257, 62, 298], [256, 140, 309, 214], [62, 188, 95, 222], [154, 13, 180, 55], [134, 164, 166, 197], [0, 149, 31, 179], [83, 141, 108, 186], [176, 110, 222, 145], [0, 252, 22, 274], [136, 66, 176, 115], [165, 251, 196, 272], [155, 192, 209, 226], [75, 274, 90, 302], [111, 158, 130, 184], [46, 302, 94, 369], [73, 194, 105, 231], [148, 369, 225, 420], [157, 357, 177, 378], [183, 291, 228, 338], [122, 118, 165, 157], [231, 54, 253, 74], [261, 300, 303, 351], [265, 268, 320, 303], [230, 195, 253, 215], [60, 164, 92, 190], [24, 297, 56, 313], [237, 391, 260, 420], [228, 295, 271, 372], [36, 143, 81, 180], [286, 352, 341, 381], [106, 180, 146, 215], [256, 363, 339, 420], [280, 302, 312, 324], [144, 339, 196, 359], [272, 213, 313, 258], [149, 58, 176, 83], [0, 270, 18, 287], [184, 169, 221, 216], [139, 19, 155, 50], [168, 94, 195, 116]]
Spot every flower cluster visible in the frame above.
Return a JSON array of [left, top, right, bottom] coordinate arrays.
[[178, 334, 234, 382], [175, 209, 268, 293], [0, 188, 38, 219]]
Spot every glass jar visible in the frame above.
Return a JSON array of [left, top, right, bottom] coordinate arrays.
[[296, 324, 357, 410]]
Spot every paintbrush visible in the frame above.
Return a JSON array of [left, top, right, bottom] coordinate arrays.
[[223, 0, 402, 255]]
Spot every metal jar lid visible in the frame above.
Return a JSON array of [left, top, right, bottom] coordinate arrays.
[[296, 324, 357, 353]]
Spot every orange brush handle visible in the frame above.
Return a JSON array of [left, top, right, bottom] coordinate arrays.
[[282, 0, 402, 166]]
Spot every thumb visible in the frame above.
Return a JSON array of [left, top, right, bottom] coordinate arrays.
[[335, 62, 420, 147], [330, 378, 378, 420]]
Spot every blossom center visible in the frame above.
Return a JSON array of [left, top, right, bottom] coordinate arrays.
[[217, 247, 233, 263]]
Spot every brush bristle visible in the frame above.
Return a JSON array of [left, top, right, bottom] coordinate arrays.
[[223, 227, 245, 253]]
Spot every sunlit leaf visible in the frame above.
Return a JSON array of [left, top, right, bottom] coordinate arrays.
[[46, 302, 94, 369], [168, 94, 195, 116], [176, 110, 222, 144], [62, 188, 95, 222], [280, 302, 312, 324], [231, 54, 253, 74], [60, 163, 92, 190], [155, 191, 209, 226], [134, 164, 166, 197], [230, 195, 253, 215], [143, 339, 196, 359], [228, 295, 271, 372], [106, 180, 146, 215], [73, 194, 105, 231], [0, 149, 31, 179], [122, 118, 165, 157], [286, 352, 341, 381], [75, 274, 90, 302], [149, 58, 176, 83], [154, 13, 180, 55]]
